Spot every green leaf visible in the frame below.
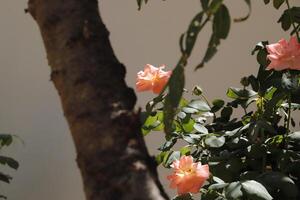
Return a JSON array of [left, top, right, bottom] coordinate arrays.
[[188, 100, 211, 112], [209, 182, 229, 190], [196, 3, 230, 70], [179, 97, 189, 108], [145, 94, 164, 113], [288, 131, 300, 143], [257, 172, 298, 199], [177, 111, 187, 119], [226, 87, 257, 100], [246, 144, 267, 159], [252, 41, 269, 55], [0, 156, 19, 170], [281, 102, 300, 109], [220, 106, 233, 121], [287, 7, 300, 24], [264, 0, 270, 4], [207, 0, 223, 15], [136, 0, 149, 10], [211, 99, 225, 112], [179, 33, 186, 54], [225, 123, 250, 137], [252, 41, 270, 68], [256, 120, 276, 134], [182, 134, 200, 144], [0, 172, 11, 184], [281, 72, 300, 92], [278, 12, 292, 31], [164, 65, 185, 135], [263, 90, 286, 118], [265, 135, 284, 145], [273, 0, 285, 9], [137, 0, 142, 10], [193, 123, 209, 134], [225, 181, 243, 200], [205, 135, 225, 148], [213, 176, 225, 184], [258, 49, 270, 67], [213, 4, 231, 39], [182, 118, 195, 133], [241, 180, 273, 200], [182, 107, 199, 114], [196, 34, 219, 69], [264, 87, 277, 100], [0, 134, 13, 146], [142, 111, 163, 135], [248, 75, 259, 92], [200, 0, 210, 10], [185, 12, 205, 56], [156, 151, 169, 165], [158, 139, 177, 151], [179, 146, 191, 156], [165, 151, 181, 167]]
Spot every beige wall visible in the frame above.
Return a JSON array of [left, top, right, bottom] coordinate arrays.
[[0, 0, 299, 199]]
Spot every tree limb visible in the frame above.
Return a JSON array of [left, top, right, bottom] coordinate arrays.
[[27, 0, 169, 199]]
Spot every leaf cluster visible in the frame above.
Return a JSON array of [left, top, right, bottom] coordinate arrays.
[[0, 134, 19, 199], [142, 43, 300, 199]]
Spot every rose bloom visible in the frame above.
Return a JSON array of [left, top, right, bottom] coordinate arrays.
[[167, 155, 210, 195], [136, 64, 172, 94], [266, 36, 300, 71]]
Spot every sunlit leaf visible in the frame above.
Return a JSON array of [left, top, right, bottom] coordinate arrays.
[[241, 180, 273, 200]]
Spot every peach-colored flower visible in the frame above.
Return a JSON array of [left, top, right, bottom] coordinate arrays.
[[266, 36, 300, 70], [167, 155, 209, 195], [136, 64, 172, 94]]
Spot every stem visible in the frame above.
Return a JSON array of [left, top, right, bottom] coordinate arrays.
[[284, 94, 292, 150], [242, 86, 248, 115], [286, 0, 300, 41], [283, 107, 288, 129], [200, 17, 210, 30], [286, 94, 292, 134]]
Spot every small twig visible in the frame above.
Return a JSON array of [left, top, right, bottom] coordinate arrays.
[[286, 94, 292, 134]]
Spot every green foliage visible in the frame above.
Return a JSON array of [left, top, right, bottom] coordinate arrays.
[[241, 180, 273, 200], [0, 134, 19, 199], [278, 7, 300, 35], [136, 0, 148, 10], [143, 0, 253, 139], [164, 63, 185, 136], [196, 3, 231, 69], [273, 0, 285, 9], [139, 1, 300, 199], [142, 43, 300, 199]]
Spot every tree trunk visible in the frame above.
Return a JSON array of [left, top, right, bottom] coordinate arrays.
[[27, 0, 169, 199]]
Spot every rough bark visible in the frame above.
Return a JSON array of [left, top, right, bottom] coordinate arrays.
[[27, 0, 169, 199]]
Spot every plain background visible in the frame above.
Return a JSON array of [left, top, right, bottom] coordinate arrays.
[[0, 0, 299, 199]]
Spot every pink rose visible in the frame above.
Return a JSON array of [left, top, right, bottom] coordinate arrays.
[[167, 155, 210, 195], [266, 36, 300, 71], [136, 64, 172, 94]]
